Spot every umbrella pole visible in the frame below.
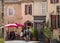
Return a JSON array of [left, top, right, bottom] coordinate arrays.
[[8, 27, 10, 40]]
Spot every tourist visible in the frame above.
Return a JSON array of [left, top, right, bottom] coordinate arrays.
[[25, 27, 30, 41], [15, 30, 18, 39], [10, 31, 15, 40], [20, 30, 24, 40]]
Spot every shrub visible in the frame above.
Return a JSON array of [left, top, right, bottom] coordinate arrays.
[[42, 21, 53, 39], [29, 27, 37, 37]]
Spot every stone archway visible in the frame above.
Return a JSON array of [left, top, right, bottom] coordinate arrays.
[[24, 20, 33, 29]]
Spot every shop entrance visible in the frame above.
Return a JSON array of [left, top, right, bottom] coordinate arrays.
[[34, 16, 46, 40], [34, 21, 45, 40]]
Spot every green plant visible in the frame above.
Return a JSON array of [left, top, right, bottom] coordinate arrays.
[[29, 27, 37, 37], [0, 38, 4, 43], [42, 21, 52, 39]]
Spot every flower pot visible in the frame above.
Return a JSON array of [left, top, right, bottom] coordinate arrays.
[[44, 38, 49, 43], [32, 37, 37, 41]]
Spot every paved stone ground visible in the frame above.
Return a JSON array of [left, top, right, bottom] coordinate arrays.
[[5, 40, 40, 43]]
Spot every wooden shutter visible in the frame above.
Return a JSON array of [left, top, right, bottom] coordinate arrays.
[[58, 15, 60, 28], [51, 15, 56, 29], [56, 0, 59, 3], [50, 0, 53, 3], [30, 5, 32, 15], [25, 5, 27, 15]]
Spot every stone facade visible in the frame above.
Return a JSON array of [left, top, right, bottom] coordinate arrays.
[[0, 0, 4, 37], [4, 0, 33, 35], [4, 0, 60, 40]]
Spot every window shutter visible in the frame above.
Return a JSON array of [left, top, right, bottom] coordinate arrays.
[[30, 5, 32, 15], [25, 5, 27, 15], [51, 15, 56, 29], [58, 15, 60, 28], [56, 0, 59, 3], [57, 6, 59, 13], [50, 0, 53, 3]]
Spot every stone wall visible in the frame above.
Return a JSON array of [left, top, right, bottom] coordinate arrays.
[[0, 0, 3, 37], [53, 29, 60, 41]]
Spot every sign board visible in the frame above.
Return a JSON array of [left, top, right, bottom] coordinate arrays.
[[34, 20, 44, 22]]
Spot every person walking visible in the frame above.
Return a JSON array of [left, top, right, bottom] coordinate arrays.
[[20, 30, 24, 40], [25, 27, 30, 41], [10, 31, 15, 40], [15, 30, 18, 40]]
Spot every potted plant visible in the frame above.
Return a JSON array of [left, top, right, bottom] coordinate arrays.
[[42, 21, 52, 43], [29, 27, 37, 41]]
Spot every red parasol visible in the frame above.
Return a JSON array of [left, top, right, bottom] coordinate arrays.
[[4, 23, 24, 28]]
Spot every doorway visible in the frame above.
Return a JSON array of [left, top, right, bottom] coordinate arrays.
[[34, 22, 45, 40], [34, 16, 46, 40]]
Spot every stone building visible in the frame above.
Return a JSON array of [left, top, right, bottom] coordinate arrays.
[[4, 0, 60, 40], [0, 0, 4, 37]]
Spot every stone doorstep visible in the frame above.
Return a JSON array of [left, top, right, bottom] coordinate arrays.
[[5, 41, 40, 43]]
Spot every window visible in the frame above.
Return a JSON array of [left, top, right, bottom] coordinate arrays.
[[57, 6, 60, 13], [25, 5, 32, 15], [42, 2, 46, 15], [8, 8, 14, 16], [50, 0, 59, 3]]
